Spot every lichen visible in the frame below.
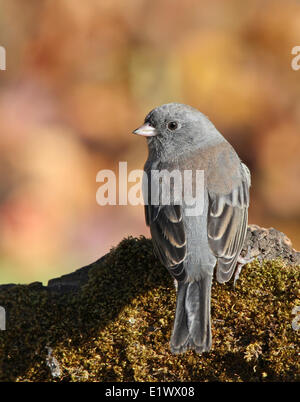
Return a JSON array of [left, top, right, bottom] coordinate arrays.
[[0, 236, 299, 381]]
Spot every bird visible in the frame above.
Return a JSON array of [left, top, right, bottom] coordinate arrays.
[[133, 103, 251, 354]]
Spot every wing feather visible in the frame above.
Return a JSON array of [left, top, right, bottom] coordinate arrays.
[[144, 162, 187, 281], [145, 204, 187, 281], [208, 163, 250, 283]]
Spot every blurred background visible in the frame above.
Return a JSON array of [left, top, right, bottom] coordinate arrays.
[[0, 0, 299, 284]]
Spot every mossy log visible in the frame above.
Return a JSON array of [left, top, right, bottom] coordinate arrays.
[[0, 225, 299, 382]]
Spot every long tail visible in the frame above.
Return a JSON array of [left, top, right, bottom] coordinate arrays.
[[170, 275, 212, 354]]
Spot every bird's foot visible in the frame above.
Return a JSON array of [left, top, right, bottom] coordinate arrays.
[[233, 246, 260, 288]]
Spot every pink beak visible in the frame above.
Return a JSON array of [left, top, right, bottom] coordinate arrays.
[[132, 122, 157, 137]]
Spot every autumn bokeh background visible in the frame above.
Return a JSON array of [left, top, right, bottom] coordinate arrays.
[[0, 0, 299, 284]]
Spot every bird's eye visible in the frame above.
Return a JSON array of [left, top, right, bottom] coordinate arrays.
[[167, 121, 178, 131]]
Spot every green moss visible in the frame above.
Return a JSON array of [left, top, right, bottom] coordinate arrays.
[[0, 236, 299, 381]]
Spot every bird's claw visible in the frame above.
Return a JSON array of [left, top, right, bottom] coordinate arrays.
[[233, 246, 260, 288]]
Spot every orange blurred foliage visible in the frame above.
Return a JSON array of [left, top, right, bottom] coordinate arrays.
[[0, 0, 299, 283]]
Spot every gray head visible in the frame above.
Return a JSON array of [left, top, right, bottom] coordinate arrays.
[[133, 103, 221, 160]]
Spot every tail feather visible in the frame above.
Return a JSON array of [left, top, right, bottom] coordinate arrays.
[[170, 275, 212, 354]]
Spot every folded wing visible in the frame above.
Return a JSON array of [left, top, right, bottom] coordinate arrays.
[[207, 163, 251, 283], [145, 203, 187, 281]]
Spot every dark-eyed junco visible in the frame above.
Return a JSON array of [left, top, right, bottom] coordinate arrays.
[[133, 103, 251, 354]]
